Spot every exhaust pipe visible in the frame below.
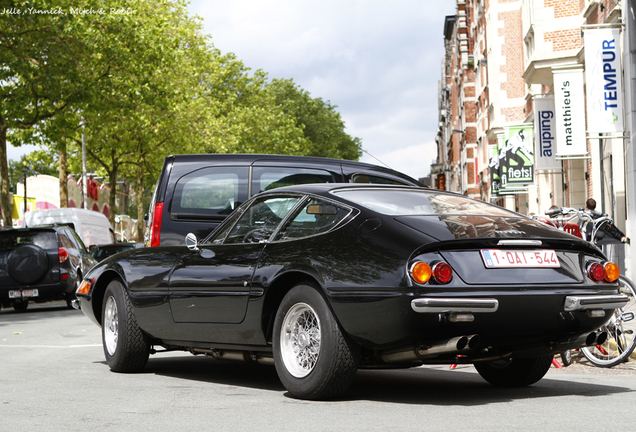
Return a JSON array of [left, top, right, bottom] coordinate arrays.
[[552, 331, 607, 351], [381, 335, 480, 363], [190, 348, 274, 365]]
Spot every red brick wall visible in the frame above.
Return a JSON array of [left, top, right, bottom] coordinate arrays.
[[499, 9, 525, 98], [545, 0, 580, 17], [544, 29, 582, 51]]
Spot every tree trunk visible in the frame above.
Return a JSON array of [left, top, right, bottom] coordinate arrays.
[[0, 118, 11, 227], [136, 163, 146, 242], [108, 164, 118, 228], [59, 143, 68, 208]]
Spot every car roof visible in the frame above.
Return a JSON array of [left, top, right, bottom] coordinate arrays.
[[257, 182, 427, 196]]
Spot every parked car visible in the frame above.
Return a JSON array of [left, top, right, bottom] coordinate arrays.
[[1, 226, 97, 311], [75, 184, 626, 399], [89, 243, 138, 262], [145, 154, 424, 247], [24, 208, 115, 248]]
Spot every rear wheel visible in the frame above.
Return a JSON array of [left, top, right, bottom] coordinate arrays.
[[102, 280, 150, 372], [581, 275, 636, 367], [474, 355, 552, 387], [273, 284, 359, 400], [12, 299, 29, 311]]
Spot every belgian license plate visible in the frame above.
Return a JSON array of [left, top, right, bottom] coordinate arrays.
[[481, 249, 560, 268], [8, 289, 39, 299]]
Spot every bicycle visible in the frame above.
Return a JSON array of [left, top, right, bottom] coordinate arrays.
[[535, 207, 636, 367]]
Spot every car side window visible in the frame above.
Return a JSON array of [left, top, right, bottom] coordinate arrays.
[[351, 173, 407, 185], [171, 167, 249, 220], [251, 167, 335, 194], [274, 198, 351, 241], [224, 196, 300, 244], [66, 229, 88, 252], [58, 232, 75, 250]]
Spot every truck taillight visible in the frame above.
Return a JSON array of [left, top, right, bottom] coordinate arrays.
[[149, 202, 164, 247]]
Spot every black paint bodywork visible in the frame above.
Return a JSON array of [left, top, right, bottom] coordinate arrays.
[[78, 184, 621, 366]]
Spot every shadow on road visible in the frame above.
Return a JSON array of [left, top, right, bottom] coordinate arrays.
[[0, 301, 80, 323], [112, 354, 633, 404]]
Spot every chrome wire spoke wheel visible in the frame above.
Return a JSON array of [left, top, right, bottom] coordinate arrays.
[[280, 302, 321, 378], [103, 296, 119, 356]]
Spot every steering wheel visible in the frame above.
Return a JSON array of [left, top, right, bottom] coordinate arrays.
[[243, 229, 269, 243]]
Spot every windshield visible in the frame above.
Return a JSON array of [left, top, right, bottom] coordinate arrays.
[[332, 189, 518, 217]]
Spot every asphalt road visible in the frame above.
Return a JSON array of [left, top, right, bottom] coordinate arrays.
[[2, 301, 636, 432]]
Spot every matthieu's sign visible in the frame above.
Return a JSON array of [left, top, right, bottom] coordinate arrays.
[[584, 28, 624, 133], [552, 68, 587, 156]]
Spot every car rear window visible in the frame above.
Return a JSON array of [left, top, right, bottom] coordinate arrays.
[[171, 167, 249, 219], [0, 231, 57, 250], [252, 167, 335, 194], [332, 189, 518, 216]]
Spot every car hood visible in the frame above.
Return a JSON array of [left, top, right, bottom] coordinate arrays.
[[394, 215, 578, 242]]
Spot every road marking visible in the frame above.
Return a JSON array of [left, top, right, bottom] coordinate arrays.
[[0, 344, 102, 348]]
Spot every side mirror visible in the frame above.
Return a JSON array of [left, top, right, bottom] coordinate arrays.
[[185, 233, 199, 251]]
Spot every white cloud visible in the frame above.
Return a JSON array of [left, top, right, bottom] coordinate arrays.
[[189, 0, 456, 178]]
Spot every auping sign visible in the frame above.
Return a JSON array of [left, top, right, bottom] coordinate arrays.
[[584, 28, 624, 133], [533, 96, 560, 170]]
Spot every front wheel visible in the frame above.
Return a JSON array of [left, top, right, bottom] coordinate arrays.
[[580, 275, 636, 367], [102, 280, 150, 372], [474, 355, 552, 387], [273, 284, 359, 400]]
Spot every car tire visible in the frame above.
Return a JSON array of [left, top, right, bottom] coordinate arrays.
[[474, 355, 552, 387], [7, 245, 49, 285], [273, 283, 360, 400], [12, 299, 28, 311], [102, 280, 150, 372]]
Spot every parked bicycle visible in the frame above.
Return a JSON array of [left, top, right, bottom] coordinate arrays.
[[534, 207, 636, 367]]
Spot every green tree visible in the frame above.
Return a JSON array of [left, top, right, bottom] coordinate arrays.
[[0, 0, 95, 226], [267, 78, 362, 160]]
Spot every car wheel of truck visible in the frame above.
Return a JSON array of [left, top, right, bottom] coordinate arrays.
[[102, 280, 150, 372], [474, 355, 552, 387], [13, 299, 28, 311], [273, 284, 359, 400]]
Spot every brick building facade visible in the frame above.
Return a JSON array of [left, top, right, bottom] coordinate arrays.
[[434, 0, 631, 274]]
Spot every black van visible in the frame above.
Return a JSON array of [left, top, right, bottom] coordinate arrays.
[[147, 154, 424, 246]]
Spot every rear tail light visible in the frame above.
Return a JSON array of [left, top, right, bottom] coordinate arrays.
[[604, 262, 620, 282], [410, 261, 453, 285], [410, 262, 432, 284], [58, 247, 69, 263], [432, 262, 453, 284], [149, 202, 164, 247], [587, 262, 606, 282]]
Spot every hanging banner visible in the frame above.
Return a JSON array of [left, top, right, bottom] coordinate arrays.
[[553, 69, 587, 156], [533, 96, 561, 170], [584, 28, 624, 133], [488, 144, 501, 196], [500, 124, 535, 186]]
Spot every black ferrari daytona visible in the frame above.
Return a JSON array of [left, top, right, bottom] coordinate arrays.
[[75, 184, 628, 399]]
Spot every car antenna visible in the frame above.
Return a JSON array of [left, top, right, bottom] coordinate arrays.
[[362, 149, 393, 169]]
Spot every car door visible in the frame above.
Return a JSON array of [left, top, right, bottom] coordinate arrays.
[[168, 195, 302, 324]]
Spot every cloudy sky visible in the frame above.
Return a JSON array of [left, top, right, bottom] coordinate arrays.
[[186, 0, 457, 180], [9, 1, 457, 180]]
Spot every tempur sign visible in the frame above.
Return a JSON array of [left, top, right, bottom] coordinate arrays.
[[553, 69, 586, 156], [584, 28, 624, 133]]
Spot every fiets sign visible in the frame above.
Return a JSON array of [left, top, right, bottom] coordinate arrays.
[[584, 28, 624, 133]]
